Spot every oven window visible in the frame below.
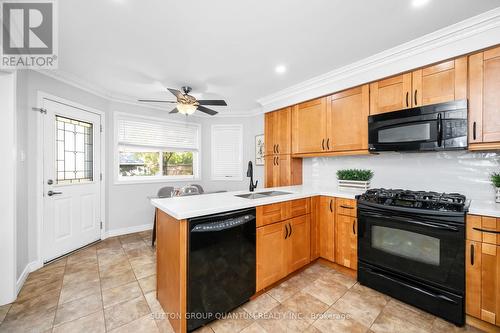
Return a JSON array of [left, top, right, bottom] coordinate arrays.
[[378, 123, 431, 143], [372, 226, 440, 266]]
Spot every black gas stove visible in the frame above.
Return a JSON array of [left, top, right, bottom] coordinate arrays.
[[357, 188, 467, 326], [358, 188, 469, 213]]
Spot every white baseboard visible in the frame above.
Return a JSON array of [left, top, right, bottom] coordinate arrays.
[[16, 260, 43, 295], [103, 223, 153, 239]]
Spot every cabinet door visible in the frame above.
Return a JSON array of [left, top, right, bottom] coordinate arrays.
[[412, 56, 467, 107], [469, 47, 500, 144], [319, 196, 335, 262], [264, 156, 278, 188], [276, 107, 291, 154], [310, 197, 321, 260], [328, 85, 369, 152], [264, 111, 277, 156], [480, 243, 500, 325], [256, 222, 287, 291], [466, 240, 481, 319], [287, 215, 311, 273], [369, 73, 412, 115], [335, 214, 357, 270], [292, 97, 328, 154]]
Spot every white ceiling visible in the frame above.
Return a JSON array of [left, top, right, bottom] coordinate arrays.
[[55, 0, 500, 114]]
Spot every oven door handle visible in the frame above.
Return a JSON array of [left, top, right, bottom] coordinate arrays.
[[366, 268, 458, 305], [361, 212, 459, 231]]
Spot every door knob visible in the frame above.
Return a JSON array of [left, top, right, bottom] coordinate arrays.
[[47, 190, 62, 196]]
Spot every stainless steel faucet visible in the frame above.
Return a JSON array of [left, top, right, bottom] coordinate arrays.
[[246, 161, 258, 192]]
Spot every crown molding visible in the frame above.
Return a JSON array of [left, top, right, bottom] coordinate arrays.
[[34, 69, 258, 118], [257, 7, 500, 112]]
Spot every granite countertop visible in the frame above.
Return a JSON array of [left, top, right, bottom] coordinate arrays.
[[150, 185, 500, 220]]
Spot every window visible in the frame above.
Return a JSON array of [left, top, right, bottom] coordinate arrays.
[[115, 113, 200, 183], [211, 125, 243, 181], [56, 116, 93, 184]]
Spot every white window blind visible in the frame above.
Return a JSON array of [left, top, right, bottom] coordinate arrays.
[[118, 117, 199, 150], [211, 125, 243, 181]]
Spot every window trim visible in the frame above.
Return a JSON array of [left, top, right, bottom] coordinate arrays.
[[113, 112, 201, 185], [210, 124, 244, 181]]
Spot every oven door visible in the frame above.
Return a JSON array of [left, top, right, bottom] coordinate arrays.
[[358, 206, 464, 293]]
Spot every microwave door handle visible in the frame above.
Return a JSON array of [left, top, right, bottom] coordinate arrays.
[[361, 211, 458, 231], [437, 113, 443, 147], [365, 268, 458, 304]]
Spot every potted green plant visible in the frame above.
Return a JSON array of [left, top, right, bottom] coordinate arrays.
[[337, 169, 374, 190], [491, 172, 500, 203]]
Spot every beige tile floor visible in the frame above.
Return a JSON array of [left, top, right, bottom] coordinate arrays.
[[0, 230, 484, 333]]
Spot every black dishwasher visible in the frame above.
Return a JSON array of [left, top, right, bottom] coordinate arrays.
[[187, 208, 256, 332]]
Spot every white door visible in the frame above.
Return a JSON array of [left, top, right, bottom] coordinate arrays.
[[42, 98, 102, 262]]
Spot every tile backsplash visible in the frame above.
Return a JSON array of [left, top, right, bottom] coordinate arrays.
[[303, 151, 500, 202]]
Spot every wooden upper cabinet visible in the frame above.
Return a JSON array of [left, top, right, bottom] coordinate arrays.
[[287, 215, 311, 273], [335, 214, 357, 270], [370, 73, 412, 115], [264, 155, 302, 188], [292, 97, 328, 154], [412, 56, 467, 107], [265, 107, 291, 155], [469, 46, 500, 146], [328, 85, 369, 152], [256, 221, 287, 291], [318, 196, 335, 262]]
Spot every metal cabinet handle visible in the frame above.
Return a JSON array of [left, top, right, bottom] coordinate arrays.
[[276, 157, 279, 166], [473, 122, 477, 141], [276, 144, 280, 154], [352, 220, 356, 235], [321, 139, 325, 150], [470, 244, 475, 266], [340, 205, 354, 210], [326, 138, 330, 150], [414, 90, 418, 106], [473, 227, 500, 234], [406, 91, 409, 107], [273, 144, 276, 154], [284, 224, 289, 239], [47, 191, 62, 196], [329, 200, 333, 213]]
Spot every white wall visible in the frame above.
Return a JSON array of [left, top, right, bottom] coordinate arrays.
[[303, 151, 500, 202], [15, 70, 263, 277]]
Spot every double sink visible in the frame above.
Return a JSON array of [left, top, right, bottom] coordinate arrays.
[[235, 191, 291, 200]]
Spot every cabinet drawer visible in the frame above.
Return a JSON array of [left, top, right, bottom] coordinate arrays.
[[467, 215, 500, 245], [256, 203, 286, 227], [287, 198, 310, 219], [336, 198, 357, 217]]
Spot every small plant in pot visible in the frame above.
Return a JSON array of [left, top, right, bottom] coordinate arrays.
[[491, 172, 500, 203], [337, 169, 374, 190]]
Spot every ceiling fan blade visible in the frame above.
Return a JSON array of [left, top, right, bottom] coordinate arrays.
[[169, 108, 179, 114], [197, 105, 218, 116], [167, 88, 183, 99], [197, 100, 227, 106], [138, 99, 176, 103]]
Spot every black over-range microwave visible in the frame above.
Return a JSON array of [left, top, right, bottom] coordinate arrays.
[[368, 99, 468, 152]]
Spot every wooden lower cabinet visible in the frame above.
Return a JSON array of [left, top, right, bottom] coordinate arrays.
[[335, 214, 358, 270], [256, 221, 287, 291], [288, 215, 311, 272], [318, 196, 335, 262], [466, 239, 500, 326], [256, 215, 311, 291], [466, 214, 500, 329]]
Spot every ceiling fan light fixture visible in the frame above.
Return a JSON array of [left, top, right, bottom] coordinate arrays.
[[177, 103, 197, 115]]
